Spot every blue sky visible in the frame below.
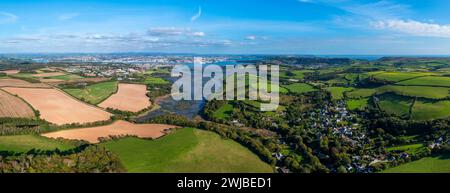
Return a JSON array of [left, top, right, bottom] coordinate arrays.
[[1, 0, 450, 54]]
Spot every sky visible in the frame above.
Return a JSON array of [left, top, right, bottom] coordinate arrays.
[[1, 0, 450, 54]]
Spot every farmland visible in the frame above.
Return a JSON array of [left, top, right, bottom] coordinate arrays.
[[42, 120, 178, 143], [397, 76, 450, 87], [382, 153, 450, 173], [213, 103, 233, 120], [326, 87, 354, 100], [377, 94, 413, 118], [63, 81, 118, 104], [346, 98, 369, 111], [373, 72, 432, 82], [100, 128, 273, 173], [0, 89, 35, 118], [411, 100, 450, 120], [284, 83, 317, 94], [0, 135, 74, 152], [99, 83, 151, 112], [377, 85, 449, 99], [2, 87, 112, 125]]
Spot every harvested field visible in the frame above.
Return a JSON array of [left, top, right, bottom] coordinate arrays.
[[0, 78, 50, 88], [32, 72, 66, 78], [2, 87, 111, 125], [99, 83, 151, 112], [42, 120, 178, 143], [0, 70, 20, 75], [0, 89, 35, 118]]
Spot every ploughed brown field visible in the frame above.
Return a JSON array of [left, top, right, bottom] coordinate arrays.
[[32, 72, 66, 77], [0, 70, 20, 75], [2, 87, 112, 125], [99, 83, 151, 112], [0, 78, 51, 88], [0, 89, 35, 118], [42, 120, 178, 143]]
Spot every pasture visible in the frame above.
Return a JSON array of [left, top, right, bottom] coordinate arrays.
[[284, 83, 317, 94], [377, 85, 449, 99], [99, 83, 151, 112], [397, 76, 450, 87], [382, 153, 450, 173], [2, 87, 112, 125], [100, 128, 273, 173], [0, 89, 35, 118], [63, 81, 118, 104], [326, 87, 354, 100], [213, 103, 233, 120], [372, 72, 432, 82], [378, 94, 413, 118], [42, 120, 178, 143], [411, 100, 450, 120], [346, 88, 377, 98], [0, 135, 74, 153], [346, 98, 369, 111]]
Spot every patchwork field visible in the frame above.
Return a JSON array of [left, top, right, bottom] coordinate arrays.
[[0, 135, 74, 152], [411, 100, 450, 120], [280, 70, 313, 80], [99, 83, 151, 112], [32, 72, 66, 78], [397, 76, 450, 87], [63, 81, 118, 104], [383, 153, 450, 173], [0, 89, 35, 118], [100, 128, 273, 173], [2, 87, 112, 125], [284, 83, 317, 94], [42, 120, 177, 143]]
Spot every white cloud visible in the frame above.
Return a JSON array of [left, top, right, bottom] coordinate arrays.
[[190, 6, 202, 22], [58, 13, 79, 21], [246, 35, 257, 40], [373, 19, 450, 38], [147, 27, 205, 37], [0, 12, 18, 24]]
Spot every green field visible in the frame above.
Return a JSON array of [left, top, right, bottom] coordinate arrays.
[[213, 103, 233, 120], [373, 72, 431, 82], [397, 76, 450, 87], [386, 143, 425, 154], [326, 87, 354, 100], [411, 100, 450, 120], [63, 81, 118, 104], [284, 83, 317, 94], [100, 128, 273, 173], [280, 70, 313, 80], [346, 98, 369, 111], [0, 135, 74, 152], [346, 88, 377, 98], [144, 76, 169, 85], [383, 153, 450, 173], [47, 74, 84, 80], [378, 94, 413, 118], [377, 85, 449, 99]]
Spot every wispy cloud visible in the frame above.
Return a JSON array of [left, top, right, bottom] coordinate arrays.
[[190, 6, 202, 22], [147, 27, 205, 37], [0, 12, 18, 24], [373, 19, 450, 38], [58, 13, 79, 21]]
